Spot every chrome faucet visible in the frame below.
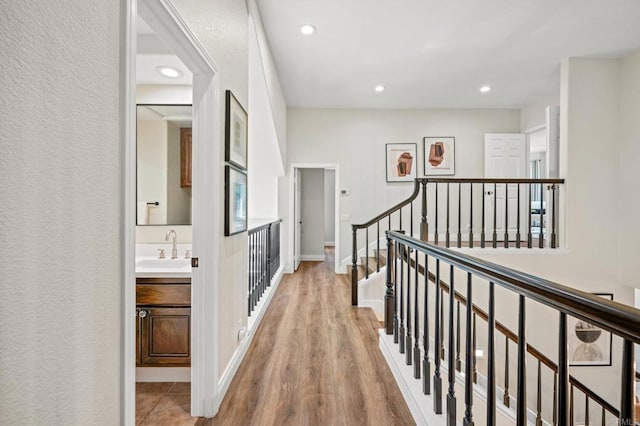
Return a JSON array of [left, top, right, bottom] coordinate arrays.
[[165, 229, 178, 259]]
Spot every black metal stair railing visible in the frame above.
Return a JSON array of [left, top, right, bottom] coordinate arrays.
[[384, 230, 639, 426], [351, 177, 565, 306], [247, 219, 282, 316]]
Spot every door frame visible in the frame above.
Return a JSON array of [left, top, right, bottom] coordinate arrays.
[[123, 0, 221, 423], [289, 163, 341, 274]]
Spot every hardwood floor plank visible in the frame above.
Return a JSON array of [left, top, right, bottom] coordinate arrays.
[[207, 248, 414, 426]]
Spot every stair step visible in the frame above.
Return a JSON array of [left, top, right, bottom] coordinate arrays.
[[359, 249, 387, 275]]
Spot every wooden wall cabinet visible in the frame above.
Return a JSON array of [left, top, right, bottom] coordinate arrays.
[[136, 277, 191, 367], [180, 127, 192, 188]]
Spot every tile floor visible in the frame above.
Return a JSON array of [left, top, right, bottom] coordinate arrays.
[[136, 382, 196, 425]]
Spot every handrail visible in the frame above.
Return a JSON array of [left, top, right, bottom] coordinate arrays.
[[248, 218, 282, 234], [389, 230, 640, 343], [352, 179, 421, 229], [417, 177, 565, 184]]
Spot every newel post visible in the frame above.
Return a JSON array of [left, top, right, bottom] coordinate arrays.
[[351, 226, 358, 306], [384, 233, 395, 334], [420, 179, 429, 241]]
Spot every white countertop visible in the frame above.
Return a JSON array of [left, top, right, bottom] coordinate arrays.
[[135, 244, 193, 278]]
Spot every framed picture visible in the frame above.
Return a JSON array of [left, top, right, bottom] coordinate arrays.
[[568, 293, 613, 366], [386, 143, 417, 182], [225, 165, 247, 236], [225, 90, 248, 170], [424, 137, 455, 175]]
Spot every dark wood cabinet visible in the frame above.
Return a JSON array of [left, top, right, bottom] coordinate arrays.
[[136, 277, 191, 367], [180, 128, 192, 188]]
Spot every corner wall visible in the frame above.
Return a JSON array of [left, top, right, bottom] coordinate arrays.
[[0, 1, 122, 423]]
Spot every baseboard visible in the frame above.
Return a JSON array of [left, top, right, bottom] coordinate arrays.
[[136, 367, 190, 382], [300, 254, 325, 261], [216, 266, 284, 408]]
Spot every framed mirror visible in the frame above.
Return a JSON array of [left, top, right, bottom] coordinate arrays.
[[137, 104, 192, 225]]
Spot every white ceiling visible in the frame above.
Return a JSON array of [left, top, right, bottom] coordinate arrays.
[[255, 0, 640, 109]]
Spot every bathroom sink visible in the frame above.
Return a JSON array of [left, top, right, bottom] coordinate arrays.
[[136, 258, 191, 269]]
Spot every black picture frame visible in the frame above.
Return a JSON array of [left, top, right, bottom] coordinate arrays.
[[568, 292, 613, 367], [224, 165, 247, 236], [224, 90, 248, 170]]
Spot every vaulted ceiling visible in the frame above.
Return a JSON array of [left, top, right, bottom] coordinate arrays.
[[256, 0, 640, 109]]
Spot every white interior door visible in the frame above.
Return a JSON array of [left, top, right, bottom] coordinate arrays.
[[294, 168, 302, 270], [484, 133, 527, 242]]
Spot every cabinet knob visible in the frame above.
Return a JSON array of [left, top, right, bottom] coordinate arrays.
[[138, 310, 147, 318]]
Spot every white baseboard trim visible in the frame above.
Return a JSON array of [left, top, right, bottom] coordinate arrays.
[[216, 266, 284, 407], [300, 254, 325, 261], [136, 367, 190, 382], [283, 264, 293, 274]]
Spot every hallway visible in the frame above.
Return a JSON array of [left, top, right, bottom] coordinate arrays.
[[203, 248, 413, 425]]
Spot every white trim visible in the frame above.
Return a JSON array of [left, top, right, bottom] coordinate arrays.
[[289, 163, 342, 274], [324, 241, 335, 246], [136, 367, 190, 382], [524, 123, 546, 135], [300, 254, 326, 261], [126, 0, 221, 421], [217, 267, 284, 403]]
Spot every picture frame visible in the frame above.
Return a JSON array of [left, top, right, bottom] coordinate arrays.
[[224, 165, 247, 236], [225, 90, 248, 170], [386, 143, 417, 182], [423, 137, 455, 176], [568, 293, 613, 366]]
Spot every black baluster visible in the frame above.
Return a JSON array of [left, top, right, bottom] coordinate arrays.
[[503, 336, 510, 408], [570, 384, 574, 425], [399, 207, 403, 231], [553, 372, 558, 426], [435, 183, 439, 245], [469, 183, 474, 248], [487, 282, 496, 425], [421, 180, 429, 241], [393, 241, 399, 344], [492, 183, 497, 248], [516, 295, 527, 425], [399, 243, 405, 354], [620, 339, 635, 425], [536, 360, 542, 426], [601, 406, 605, 426], [365, 227, 369, 279], [481, 183, 486, 248], [447, 264, 456, 426], [585, 394, 590, 426], [446, 183, 451, 248], [528, 183, 533, 248], [433, 259, 443, 414], [456, 301, 462, 371], [440, 286, 445, 360], [457, 182, 462, 248], [472, 313, 477, 384], [376, 221, 380, 273], [463, 272, 474, 426], [410, 201, 414, 237], [504, 183, 509, 248], [388, 214, 391, 231], [384, 235, 394, 335], [413, 249, 420, 377], [423, 252, 431, 395], [248, 233, 252, 315], [558, 312, 569, 426], [539, 183, 544, 248], [352, 227, 358, 306], [551, 184, 558, 248], [406, 245, 412, 366], [516, 184, 521, 248]]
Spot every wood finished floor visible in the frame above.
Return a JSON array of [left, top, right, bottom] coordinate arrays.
[[201, 248, 413, 426]]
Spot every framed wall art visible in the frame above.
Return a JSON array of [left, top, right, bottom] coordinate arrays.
[[568, 293, 613, 366], [224, 165, 247, 236], [225, 90, 248, 170], [424, 137, 455, 175], [386, 143, 417, 182]]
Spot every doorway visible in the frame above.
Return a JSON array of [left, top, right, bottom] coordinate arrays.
[[290, 164, 340, 274], [124, 0, 221, 423]]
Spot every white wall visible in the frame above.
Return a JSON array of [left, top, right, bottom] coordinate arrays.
[[520, 93, 559, 130], [300, 169, 325, 257], [137, 120, 168, 223], [0, 1, 121, 424], [283, 108, 521, 271], [166, 123, 192, 224], [324, 170, 336, 245]]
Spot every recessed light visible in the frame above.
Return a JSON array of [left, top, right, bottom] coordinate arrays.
[[375, 85, 385, 93], [156, 66, 183, 78], [480, 85, 491, 93], [299, 24, 317, 35]]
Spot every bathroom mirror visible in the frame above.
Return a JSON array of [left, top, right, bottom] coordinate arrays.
[[137, 104, 192, 225]]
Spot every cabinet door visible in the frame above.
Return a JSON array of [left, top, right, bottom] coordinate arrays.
[[139, 307, 190, 366], [180, 128, 192, 188]]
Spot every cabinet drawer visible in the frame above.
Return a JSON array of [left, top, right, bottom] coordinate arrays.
[[137, 284, 190, 306]]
